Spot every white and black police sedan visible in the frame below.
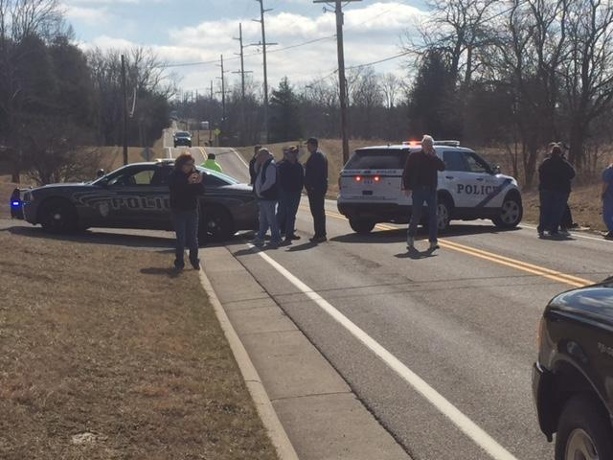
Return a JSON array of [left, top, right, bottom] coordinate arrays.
[[18, 160, 258, 242]]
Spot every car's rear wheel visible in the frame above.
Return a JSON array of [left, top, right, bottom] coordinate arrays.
[[492, 194, 523, 228], [555, 395, 613, 460], [199, 206, 234, 242], [349, 217, 376, 234], [39, 198, 78, 233]]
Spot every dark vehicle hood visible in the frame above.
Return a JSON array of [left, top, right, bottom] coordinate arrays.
[[547, 280, 613, 327]]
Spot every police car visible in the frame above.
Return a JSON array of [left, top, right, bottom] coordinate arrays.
[[337, 140, 522, 233], [19, 160, 258, 242]]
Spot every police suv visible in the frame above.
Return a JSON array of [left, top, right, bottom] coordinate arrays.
[[337, 140, 522, 233]]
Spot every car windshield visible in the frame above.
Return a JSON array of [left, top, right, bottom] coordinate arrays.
[[175, 131, 190, 138]]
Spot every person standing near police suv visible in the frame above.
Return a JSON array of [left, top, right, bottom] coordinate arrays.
[[169, 152, 204, 271], [402, 134, 446, 252], [304, 137, 328, 243]]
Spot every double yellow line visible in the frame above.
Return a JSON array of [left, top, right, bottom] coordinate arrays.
[[324, 208, 592, 288]]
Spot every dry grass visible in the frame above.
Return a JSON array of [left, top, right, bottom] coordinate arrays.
[[0, 230, 277, 460]]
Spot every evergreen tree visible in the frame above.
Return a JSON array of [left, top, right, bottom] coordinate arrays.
[[269, 77, 302, 143]]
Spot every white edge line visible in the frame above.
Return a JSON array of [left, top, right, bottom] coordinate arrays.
[[198, 267, 300, 460], [251, 246, 519, 460]]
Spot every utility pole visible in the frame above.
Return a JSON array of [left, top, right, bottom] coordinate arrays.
[[217, 55, 230, 146], [313, 0, 361, 164], [253, 0, 277, 143], [121, 54, 128, 165], [234, 23, 253, 145]]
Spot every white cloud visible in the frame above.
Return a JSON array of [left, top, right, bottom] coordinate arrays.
[[71, 1, 428, 92]]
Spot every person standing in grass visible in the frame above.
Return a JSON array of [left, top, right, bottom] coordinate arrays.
[[169, 152, 204, 271], [537, 143, 575, 238], [602, 161, 613, 239]]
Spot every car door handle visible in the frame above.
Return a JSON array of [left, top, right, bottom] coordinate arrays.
[[445, 176, 454, 179], [477, 177, 484, 181]]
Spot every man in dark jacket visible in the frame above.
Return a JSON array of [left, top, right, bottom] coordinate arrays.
[[304, 137, 328, 243], [277, 146, 304, 243], [249, 144, 262, 187], [169, 152, 205, 271], [537, 143, 576, 238], [402, 134, 446, 251]]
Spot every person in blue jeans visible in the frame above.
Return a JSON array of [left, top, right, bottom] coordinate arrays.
[[537, 143, 575, 238], [168, 152, 205, 271], [602, 161, 613, 239], [253, 148, 282, 248], [401, 134, 446, 251], [277, 146, 304, 243]]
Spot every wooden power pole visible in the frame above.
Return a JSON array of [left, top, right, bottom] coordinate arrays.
[[313, 0, 361, 164]]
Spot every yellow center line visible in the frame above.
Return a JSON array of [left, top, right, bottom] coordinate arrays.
[[323, 208, 591, 288]]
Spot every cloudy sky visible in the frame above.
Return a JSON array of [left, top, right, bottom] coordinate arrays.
[[62, 0, 431, 95]]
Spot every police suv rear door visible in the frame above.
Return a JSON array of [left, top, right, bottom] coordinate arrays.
[[339, 148, 410, 205]]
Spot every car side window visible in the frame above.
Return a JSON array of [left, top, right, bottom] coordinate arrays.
[[108, 167, 155, 186], [466, 152, 490, 174], [443, 151, 469, 172]]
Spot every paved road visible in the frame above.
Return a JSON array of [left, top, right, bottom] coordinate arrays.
[[208, 147, 612, 459]]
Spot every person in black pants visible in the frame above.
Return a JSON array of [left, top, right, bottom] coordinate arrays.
[[168, 152, 205, 271], [537, 143, 575, 238], [304, 137, 328, 243], [277, 146, 304, 243]]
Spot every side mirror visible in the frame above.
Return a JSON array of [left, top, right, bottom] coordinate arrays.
[[492, 164, 501, 174]]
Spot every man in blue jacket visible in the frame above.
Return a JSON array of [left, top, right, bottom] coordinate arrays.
[[304, 137, 328, 243]]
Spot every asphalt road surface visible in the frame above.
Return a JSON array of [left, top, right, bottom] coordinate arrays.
[[210, 146, 611, 460], [7, 143, 611, 460]]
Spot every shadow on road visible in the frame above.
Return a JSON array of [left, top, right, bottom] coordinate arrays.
[[332, 223, 521, 244]]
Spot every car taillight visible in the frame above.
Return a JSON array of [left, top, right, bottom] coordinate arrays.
[[374, 176, 380, 182], [355, 176, 362, 182]]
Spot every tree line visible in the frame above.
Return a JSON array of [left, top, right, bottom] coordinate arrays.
[[0, 0, 173, 184], [3, 0, 613, 187], [181, 0, 613, 188]]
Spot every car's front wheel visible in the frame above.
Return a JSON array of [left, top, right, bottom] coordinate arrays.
[[555, 395, 613, 460], [349, 217, 376, 234], [39, 198, 78, 233], [492, 194, 523, 228], [199, 206, 234, 242]]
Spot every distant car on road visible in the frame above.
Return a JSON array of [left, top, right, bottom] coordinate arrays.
[[533, 277, 613, 459], [173, 131, 192, 148], [18, 160, 257, 242]]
